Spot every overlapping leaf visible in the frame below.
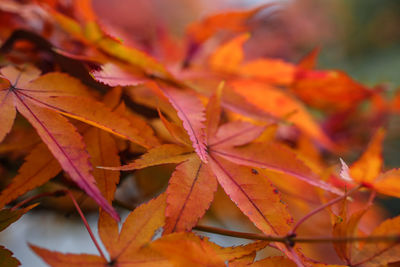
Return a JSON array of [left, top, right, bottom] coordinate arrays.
[[0, 65, 163, 220]]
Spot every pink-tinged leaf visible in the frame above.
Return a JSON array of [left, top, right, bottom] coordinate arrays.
[[208, 154, 293, 255], [164, 155, 217, 233], [209, 121, 265, 148], [101, 144, 193, 171], [30, 244, 106, 267], [211, 143, 342, 195], [14, 96, 119, 221], [0, 143, 61, 209], [18, 91, 157, 149], [0, 86, 16, 144], [157, 85, 208, 162], [91, 63, 146, 87]]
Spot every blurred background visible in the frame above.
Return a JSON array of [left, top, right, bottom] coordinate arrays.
[[1, 0, 400, 265]]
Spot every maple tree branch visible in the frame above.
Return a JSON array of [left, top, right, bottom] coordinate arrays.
[[289, 184, 363, 235], [193, 225, 400, 244], [65, 190, 107, 260]]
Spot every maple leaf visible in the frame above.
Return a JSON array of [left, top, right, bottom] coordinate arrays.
[[0, 143, 61, 209], [183, 3, 274, 66], [103, 86, 341, 262], [0, 65, 163, 220], [45, 0, 173, 82], [292, 69, 371, 113], [31, 193, 167, 266], [332, 196, 371, 264], [0, 87, 124, 208], [352, 216, 400, 266], [30, 193, 265, 266], [210, 33, 296, 86], [228, 79, 336, 150], [153, 83, 208, 162], [340, 129, 400, 198]]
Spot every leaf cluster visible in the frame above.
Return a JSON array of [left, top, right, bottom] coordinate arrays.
[[0, 1, 400, 266]]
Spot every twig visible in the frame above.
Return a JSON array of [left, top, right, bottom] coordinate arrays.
[[193, 224, 400, 244], [65, 190, 107, 260], [289, 184, 362, 235]]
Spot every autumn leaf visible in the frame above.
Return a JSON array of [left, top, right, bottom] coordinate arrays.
[[332, 197, 371, 264], [0, 246, 20, 267], [0, 143, 61, 209], [31, 193, 171, 266], [352, 216, 400, 266], [150, 232, 225, 267], [292, 69, 371, 112], [185, 4, 272, 45], [0, 205, 36, 231], [350, 129, 385, 185], [229, 79, 336, 150], [164, 155, 217, 233], [104, 84, 340, 261], [341, 129, 400, 198], [210, 34, 296, 85], [155, 84, 208, 162], [0, 65, 120, 220], [47, 2, 174, 81]]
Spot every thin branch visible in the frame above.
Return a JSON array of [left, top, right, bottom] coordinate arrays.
[[115, 196, 400, 246], [65, 190, 107, 260], [289, 184, 362, 235], [193, 224, 400, 244]]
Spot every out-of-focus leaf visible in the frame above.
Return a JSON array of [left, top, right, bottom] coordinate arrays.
[[229, 79, 335, 150], [353, 216, 400, 266], [350, 129, 385, 185], [292, 70, 371, 112], [0, 246, 20, 267], [29, 246, 106, 267]]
